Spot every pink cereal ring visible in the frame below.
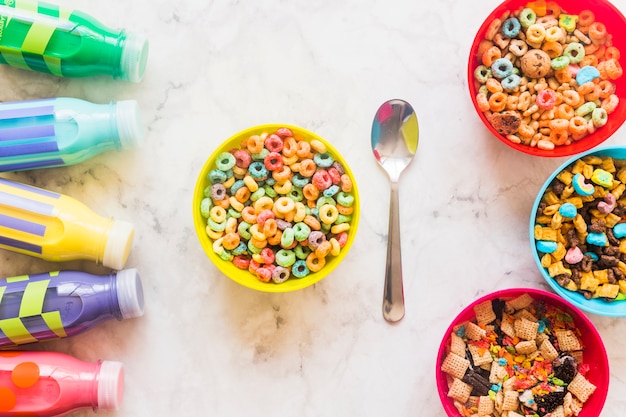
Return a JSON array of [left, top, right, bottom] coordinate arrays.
[[312, 169, 332, 190], [256, 209, 275, 228], [232, 255, 250, 270], [255, 267, 272, 282], [264, 134, 284, 153], [248, 259, 262, 273], [233, 149, 252, 168], [335, 231, 348, 248], [260, 247, 275, 264], [328, 167, 341, 185], [276, 127, 293, 138], [264, 152, 283, 171], [536, 89, 557, 110]]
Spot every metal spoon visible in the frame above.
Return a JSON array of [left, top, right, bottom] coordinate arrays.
[[371, 99, 419, 323]]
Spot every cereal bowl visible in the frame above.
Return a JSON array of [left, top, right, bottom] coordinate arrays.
[[469, 0, 626, 157], [436, 288, 609, 417], [192, 124, 360, 293], [530, 145, 626, 316]]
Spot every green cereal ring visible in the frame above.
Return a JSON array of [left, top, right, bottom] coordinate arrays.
[[287, 187, 304, 202], [478, 85, 489, 95], [313, 152, 334, 168], [200, 198, 212, 218], [250, 188, 266, 201], [316, 196, 336, 211], [292, 173, 310, 187], [275, 249, 296, 267], [293, 222, 311, 241], [281, 228, 295, 247], [264, 185, 278, 198], [336, 191, 354, 207], [208, 169, 228, 184], [474, 65, 492, 83], [592, 107, 608, 127], [208, 218, 226, 232], [519, 7, 536, 28], [216, 152, 236, 171], [230, 179, 245, 194], [232, 241, 247, 256], [294, 244, 311, 260], [323, 185, 340, 197], [265, 177, 276, 186], [563, 42, 585, 64], [291, 259, 310, 278], [575, 101, 596, 117], [321, 222, 332, 232], [551, 56, 570, 70], [219, 249, 233, 261], [238, 221, 252, 240], [247, 240, 263, 254], [252, 148, 270, 161], [228, 208, 242, 218], [336, 214, 352, 224]]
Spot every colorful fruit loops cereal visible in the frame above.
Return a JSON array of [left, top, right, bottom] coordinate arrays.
[[474, 2, 622, 150], [198, 127, 355, 284], [534, 155, 626, 301], [440, 293, 596, 417]]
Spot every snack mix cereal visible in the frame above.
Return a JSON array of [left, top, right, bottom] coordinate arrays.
[[535, 154, 626, 301], [474, 2, 622, 150], [441, 293, 596, 417], [198, 127, 355, 284]]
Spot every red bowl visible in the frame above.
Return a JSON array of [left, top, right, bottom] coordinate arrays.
[[468, 0, 626, 157], [436, 288, 609, 416]]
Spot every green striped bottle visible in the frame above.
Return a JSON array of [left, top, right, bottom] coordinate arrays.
[[0, 0, 149, 82]]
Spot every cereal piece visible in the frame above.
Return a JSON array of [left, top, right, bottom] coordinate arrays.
[[477, 396, 495, 415], [539, 339, 560, 362], [441, 352, 470, 380], [473, 299, 496, 325], [447, 378, 473, 403], [506, 292, 534, 311], [568, 373, 597, 403], [450, 332, 466, 357], [468, 344, 493, 366], [514, 317, 539, 340], [464, 321, 487, 341], [502, 390, 520, 411], [555, 329, 583, 351], [515, 340, 537, 354], [489, 361, 508, 383], [521, 49, 552, 78]]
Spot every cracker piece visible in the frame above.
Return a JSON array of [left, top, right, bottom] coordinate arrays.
[[550, 405, 565, 417], [555, 329, 583, 351], [468, 344, 493, 366], [515, 340, 537, 355], [494, 389, 504, 413], [502, 376, 517, 391], [489, 361, 508, 383], [535, 332, 549, 346], [450, 332, 466, 357], [568, 372, 597, 403], [506, 293, 534, 311], [539, 339, 559, 362], [441, 352, 470, 380], [514, 317, 539, 341], [447, 378, 473, 403], [477, 395, 494, 416], [500, 313, 516, 338], [502, 390, 519, 411], [513, 308, 537, 322], [465, 321, 487, 341], [474, 299, 497, 325]]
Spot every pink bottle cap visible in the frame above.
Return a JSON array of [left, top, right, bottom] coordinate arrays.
[[97, 360, 125, 411]]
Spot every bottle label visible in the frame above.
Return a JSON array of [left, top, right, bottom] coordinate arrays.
[[0, 0, 74, 76], [0, 275, 67, 346]]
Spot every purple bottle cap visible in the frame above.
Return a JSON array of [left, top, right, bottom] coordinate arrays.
[[97, 360, 124, 410], [115, 268, 145, 319]]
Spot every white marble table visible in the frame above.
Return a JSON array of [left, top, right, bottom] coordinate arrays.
[[1, 0, 626, 415]]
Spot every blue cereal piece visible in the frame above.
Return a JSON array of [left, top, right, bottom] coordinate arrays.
[[558, 202, 577, 218], [536, 240, 558, 253], [502, 17, 521, 38], [584, 251, 599, 261], [587, 232, 608, 247], [591, 169, 614, 188], [491, 58, 514, 79], [501, 74, 521, 91], [572, 173, 595, 196], [613, 223, 626, 238], [576, 65, 601, 85]]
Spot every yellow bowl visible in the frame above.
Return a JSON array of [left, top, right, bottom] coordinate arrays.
[[192, 124, 360, 292]]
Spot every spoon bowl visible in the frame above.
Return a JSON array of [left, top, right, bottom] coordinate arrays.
[[371, 99, 419, 322]]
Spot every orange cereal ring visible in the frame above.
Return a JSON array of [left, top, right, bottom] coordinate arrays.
[[295, 140, 312, 158], [267, 229, 282, 246], [246, 135, 265, 153], [601, 94, 619, 114], [584, 85, 602, 101], [578, 10, 595, 27], [241, 206, 257, 223], [336, 203, 354, 215], [589, 22, 607, 42], [562, 90, 580, 107], [597, 61, 609, 80], [235, 186, 251, 203], [486, 77, 503, 93], [546, 1, 560, 16], [605, 46, 621, 60], [488, 92, 507, 112], [577, 82, 595, 96], [598, 80, 616, 98], [542, 41, 563, 58], [476, 39, 495, 62], [482, 46, 501, 67], [306, 252, 326, 272], [271, 165, 292, 183], [339, 174, 353, 192], [580, 54, 598, 68], [298, 158, 317, 177], [549, 129, 568, 145], [315, 240, 332, 258], [568, 116, 588, 135], [477, 93, 490, 112], [593, 45, 607, 60], [485, 18, 502, 41], [214, 198, 230, 209], [303, 214, 321, 231], [282, 136, 297, 157], [518, 123, 535, 138], [554, 68, 572, 84], [555, 103, 574, 119], [302, 183, 319, 201], [222, 232, 241, 250], [549, 118, 569, 131], [262, 218, 278, 237], [605, 58, 623, 80], [584, 42, 599, 55], [250, 236, 268, 249]]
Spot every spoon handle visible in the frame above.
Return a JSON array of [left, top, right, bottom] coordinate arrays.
[[383, 181, 405, 322]]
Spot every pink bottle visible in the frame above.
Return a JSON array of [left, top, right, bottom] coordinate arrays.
[[0, 350, 124, 416]]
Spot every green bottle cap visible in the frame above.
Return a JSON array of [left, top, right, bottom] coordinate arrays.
[[120, 32, 149, 83]]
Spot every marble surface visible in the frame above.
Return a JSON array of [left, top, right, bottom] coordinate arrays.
[[1, 0, 626, 415]]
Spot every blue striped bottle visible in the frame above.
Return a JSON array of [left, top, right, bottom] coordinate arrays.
[[0, 97, 143, 171]]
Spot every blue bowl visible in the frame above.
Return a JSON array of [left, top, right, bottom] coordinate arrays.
[[530, 145, 626, 317]]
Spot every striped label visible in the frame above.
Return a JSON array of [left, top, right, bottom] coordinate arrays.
[[0, 276, 66, 345], [0, 102, 59, 160], [0, 178, 59, 254]]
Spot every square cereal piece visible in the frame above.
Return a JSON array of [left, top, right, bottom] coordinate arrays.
[[500, 314, 516, 338], [450, 332, 466, 357], [505, 293, 534, 311], [515, 340, 537, 355], [468, 344, 493, 366], [473, 299, 496, 325], [513, 308, 537, 323], [465, 321, 487, 341], [568, 373, 597, 403], [550, 405, 566, 417], [447, 378, 473, 403], [477, 396, 494, 416], [539, 339, 559, 362], [555, 329, 583, 352], [514, 317, 539, 341], [489, 361, 508, 384], [502, 390, 519, 411], [441, 352, 470, 380]]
